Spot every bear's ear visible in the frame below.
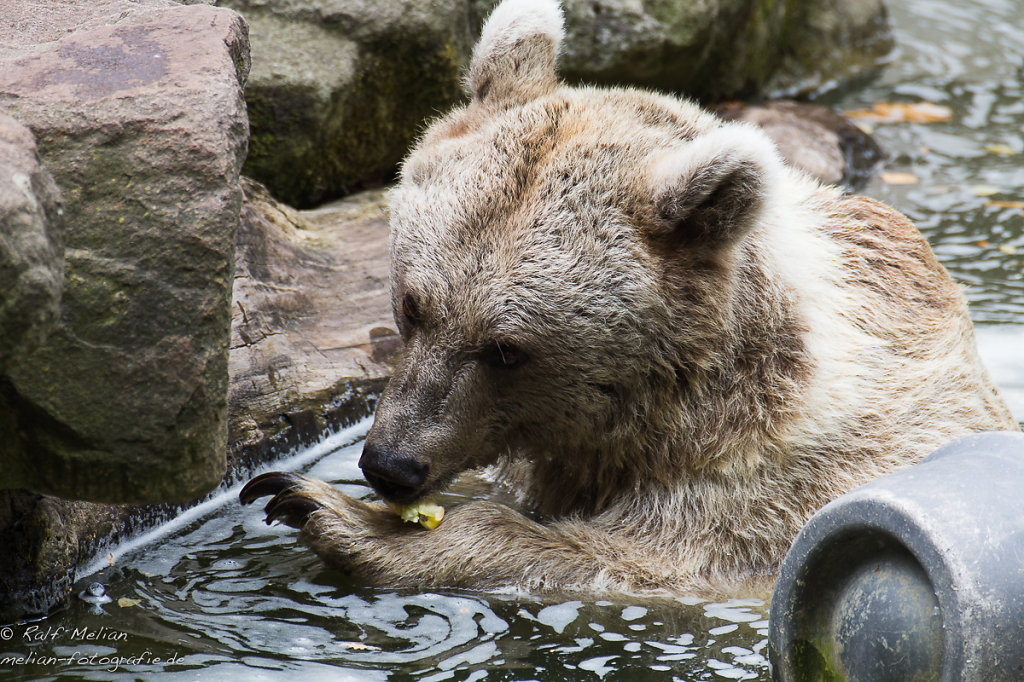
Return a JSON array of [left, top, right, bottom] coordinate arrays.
[[647, 124, 782, 252], [468, 0, 563, 108]]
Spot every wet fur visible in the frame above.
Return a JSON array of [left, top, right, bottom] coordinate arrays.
[[241, 0, 1017, 596]]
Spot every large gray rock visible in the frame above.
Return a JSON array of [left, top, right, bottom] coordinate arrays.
[[0, 0, 250, 504], [472, 0, 775, 97], [770, 0, 893, 96], [0, 177, 396, 622], [216, 0, 470, 208], [0, 112, 64, 372]]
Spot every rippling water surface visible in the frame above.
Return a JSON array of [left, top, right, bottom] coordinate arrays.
[[826, 0, 1024, 323], [4, 1, 1023, 679], [3, 423, 775, 681]]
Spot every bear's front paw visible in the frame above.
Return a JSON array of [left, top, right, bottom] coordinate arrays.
[[241, 471, 394, 530], [241, 471, 418, 575]]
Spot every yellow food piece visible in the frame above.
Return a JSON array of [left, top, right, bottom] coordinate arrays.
[[394, 500, 445, 530]]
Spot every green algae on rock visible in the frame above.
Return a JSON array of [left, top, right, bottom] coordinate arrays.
[[219, 0, 470, 208], [228, 0, 892, 208]]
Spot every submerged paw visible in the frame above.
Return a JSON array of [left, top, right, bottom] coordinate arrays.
[[239, 471, 324, 529]]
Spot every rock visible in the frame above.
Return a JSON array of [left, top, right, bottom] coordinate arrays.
[[0, 485, 192, 623], [228, 178, 396, 464], [770, 0, 894, 96], [0, 491, 86, 623], [0, 176, 398, 621], [471, 0, 781, 98], [0, 112, 64, 372], [215, 0, 471, 208], [0, 491, 70, 622], [470, 0, 893, 100], [225, 0, 890, 208], [0, 0, 250, 504], [715, 100, 883, 187]]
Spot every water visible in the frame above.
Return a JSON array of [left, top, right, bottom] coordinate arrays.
[[819, 0, 1024, 325], [3, 0, 1023, 679], [1, 423, 774, 681]]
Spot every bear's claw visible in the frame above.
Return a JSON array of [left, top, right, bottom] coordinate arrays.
[[263, 493, 323, 529], [240, 471, 323, 528], [239, 471, 303, 505]]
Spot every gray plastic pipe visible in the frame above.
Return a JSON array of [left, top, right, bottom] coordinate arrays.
[[770, 431, 1024, 681]]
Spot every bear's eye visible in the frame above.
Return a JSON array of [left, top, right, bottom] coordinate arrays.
[[480, 340, 528, 369], [401, 293, 421, 327]]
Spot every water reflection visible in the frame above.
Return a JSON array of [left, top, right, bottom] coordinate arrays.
[[824, 0, 1024, 324], [0, 431, 775, 680], [0, 424, 776, 680]]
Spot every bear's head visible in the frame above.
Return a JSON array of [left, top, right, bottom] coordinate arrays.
[[359, 0, 790, 507]]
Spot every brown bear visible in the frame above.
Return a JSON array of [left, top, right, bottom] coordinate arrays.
[[241, 0, 1018, 596]]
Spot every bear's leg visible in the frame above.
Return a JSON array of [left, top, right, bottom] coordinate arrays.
[[241, 472, 648, 593]]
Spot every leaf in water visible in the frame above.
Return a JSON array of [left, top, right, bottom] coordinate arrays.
[[985, 200, 1024, 210], [881, 171, 919, 185], [845, 101, 953, 124], [339, 641, 381, 651], [851, 120, 875, 135], [117, 598, 142, 608], [998, 244, 1019, 255], [984, 144, 1017, 156], [970, 185, 1002, 197]]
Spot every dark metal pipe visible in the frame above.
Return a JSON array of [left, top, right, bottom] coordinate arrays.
[[770, 431, 1024, 681]]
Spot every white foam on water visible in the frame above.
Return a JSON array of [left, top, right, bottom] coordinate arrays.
[[621, 605, 647, 621], [536, 600, 583, 634]]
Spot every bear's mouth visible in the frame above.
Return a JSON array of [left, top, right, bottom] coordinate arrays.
[[368, 470, 463, 511], [362, 469, 425, 505], [358, 443, 433, 504]]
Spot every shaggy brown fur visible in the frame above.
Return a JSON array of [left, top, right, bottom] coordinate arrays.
[[241, 0, 1017, 596]]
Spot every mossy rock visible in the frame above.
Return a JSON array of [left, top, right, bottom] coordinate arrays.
[[0, 112, 64, 373], [0, 2, 249, 504], [229, 0, 890, 208], [219, 0, 472, 208], [470, 0, 892, 100]]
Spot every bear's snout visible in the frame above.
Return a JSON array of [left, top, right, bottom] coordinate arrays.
[[359, 443, 429, 504]]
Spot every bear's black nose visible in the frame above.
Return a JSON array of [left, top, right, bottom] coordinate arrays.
[[358, 443, 429, 503]]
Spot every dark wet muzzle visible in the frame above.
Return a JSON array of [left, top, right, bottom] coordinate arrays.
[[358, 443, 429, 503]]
